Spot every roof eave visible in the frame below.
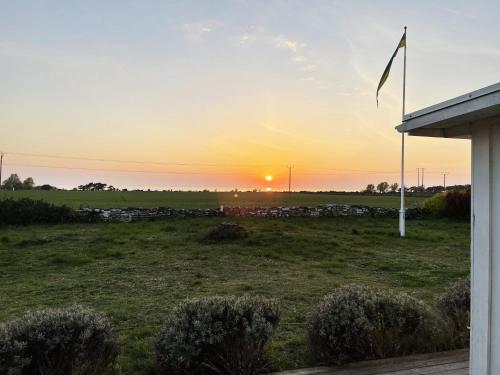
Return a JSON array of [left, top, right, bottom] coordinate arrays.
[[395, 83, 500, 138]]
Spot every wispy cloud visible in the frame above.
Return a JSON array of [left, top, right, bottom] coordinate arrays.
[[235, 29, 304, 53], [239, 33, 257, 45], [235, 29, 327, 88], [290, 55, 307, 63], [269, 35, 303, 52], [182, 21, 222, 41]]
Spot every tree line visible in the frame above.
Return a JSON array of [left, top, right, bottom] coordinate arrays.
[[364, 182, 471, 194], [77, 182, 117, 191], [1, 174, 56, 191]]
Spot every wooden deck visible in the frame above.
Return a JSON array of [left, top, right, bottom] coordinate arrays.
[[274, 349, 469, 375]]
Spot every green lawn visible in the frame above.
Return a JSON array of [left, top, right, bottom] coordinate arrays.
[[0, 190, 426, 209], [0, 216, 469, 374]]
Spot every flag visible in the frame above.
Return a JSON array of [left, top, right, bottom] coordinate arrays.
[[376, 30, 406, 106]]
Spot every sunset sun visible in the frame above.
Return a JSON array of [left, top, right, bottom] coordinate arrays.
[[265, 175, 273, 182]]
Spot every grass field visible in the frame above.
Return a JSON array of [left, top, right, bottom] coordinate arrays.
[[0, 190, 427, 209], [0, 216, 469, 374]]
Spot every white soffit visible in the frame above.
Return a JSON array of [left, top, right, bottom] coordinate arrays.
[[396, 83, 500, 138]]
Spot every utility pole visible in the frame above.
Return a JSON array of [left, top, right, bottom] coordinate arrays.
[[443, 172, 448, 192], [288, 165, 292, 194], [421, 168, 425, 188], [417, 168, 420, 187], [0, 152, 4, 190]]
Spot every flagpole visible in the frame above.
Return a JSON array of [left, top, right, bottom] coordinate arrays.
[[400, 26, 407, 238]]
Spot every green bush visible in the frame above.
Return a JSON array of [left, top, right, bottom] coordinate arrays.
[[0, 198, 75, 226], [424, 190, 470, 220], [445, 190, 471, 219], [203, 222, 248, 243], [438, 277, 470, 348], [423, 193, 447, 217], [0, 305, 119, 375], [155, 296, 280, 375], [308, 284, 441, 365]]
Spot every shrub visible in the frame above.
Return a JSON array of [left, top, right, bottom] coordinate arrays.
[[155, 296, 280, 375], [445, 190, 471, 219], [0, 198, 75, 226], [0, 305, 119, 375], [203, 222, 248, 243], [0, 198, 101, 225], [308, 284, 441, 365], [423, 193, 447, 217], [424, 190, 470, 220], [438, 277, 470, 348]]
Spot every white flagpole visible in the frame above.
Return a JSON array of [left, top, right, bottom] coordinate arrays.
[[399, 26, 407, 238]]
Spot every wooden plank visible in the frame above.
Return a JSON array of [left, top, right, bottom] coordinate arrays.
[[271, 350, 469, 375], [411, 361, 469, 374]]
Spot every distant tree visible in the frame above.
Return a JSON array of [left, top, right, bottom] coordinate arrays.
[[2, 174, 23, 190], [364, 184, 375, 194], [22, 177, 35, 190], [425, 185, 445, 194], [94, 182, 107, 191], [377, 181, 389, 194], [78, 182, 107, 191], [80, 183, 89, 191], [408, 185, 425, 193], [107, 185, 116, 191], [35, 184, 56, 190], [389, 182, 399, 193]]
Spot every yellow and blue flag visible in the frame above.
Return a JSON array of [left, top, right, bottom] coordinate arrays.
[[376, 31, 406, 106]]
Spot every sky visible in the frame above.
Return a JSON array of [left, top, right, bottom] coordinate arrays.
[[1, 0, 498, 191]]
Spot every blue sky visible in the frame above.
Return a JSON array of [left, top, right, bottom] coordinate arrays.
[[1, 1, 498, 190]]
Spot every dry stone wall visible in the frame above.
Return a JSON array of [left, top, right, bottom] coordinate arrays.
[[78, 204, 428, 222]]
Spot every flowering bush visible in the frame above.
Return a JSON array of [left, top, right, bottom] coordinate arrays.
[[308, 284, 441, 364], [0, 306, 119, 375], [155, 296, 280, 375]]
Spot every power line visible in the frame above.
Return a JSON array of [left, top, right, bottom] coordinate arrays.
[[4, 163, 247, 176], [2, 161, 429, 177], [0, 152, 4, 189], [442, 172, 449, 191], [288, 165, 292, 193], [3, 161, 469, 180], [2, 162, 399, 177], [2, 150, 451, 175], [2, 151, 282, 169]]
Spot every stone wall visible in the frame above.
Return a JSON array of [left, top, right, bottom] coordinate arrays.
[[78, 204, 428, 222]]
